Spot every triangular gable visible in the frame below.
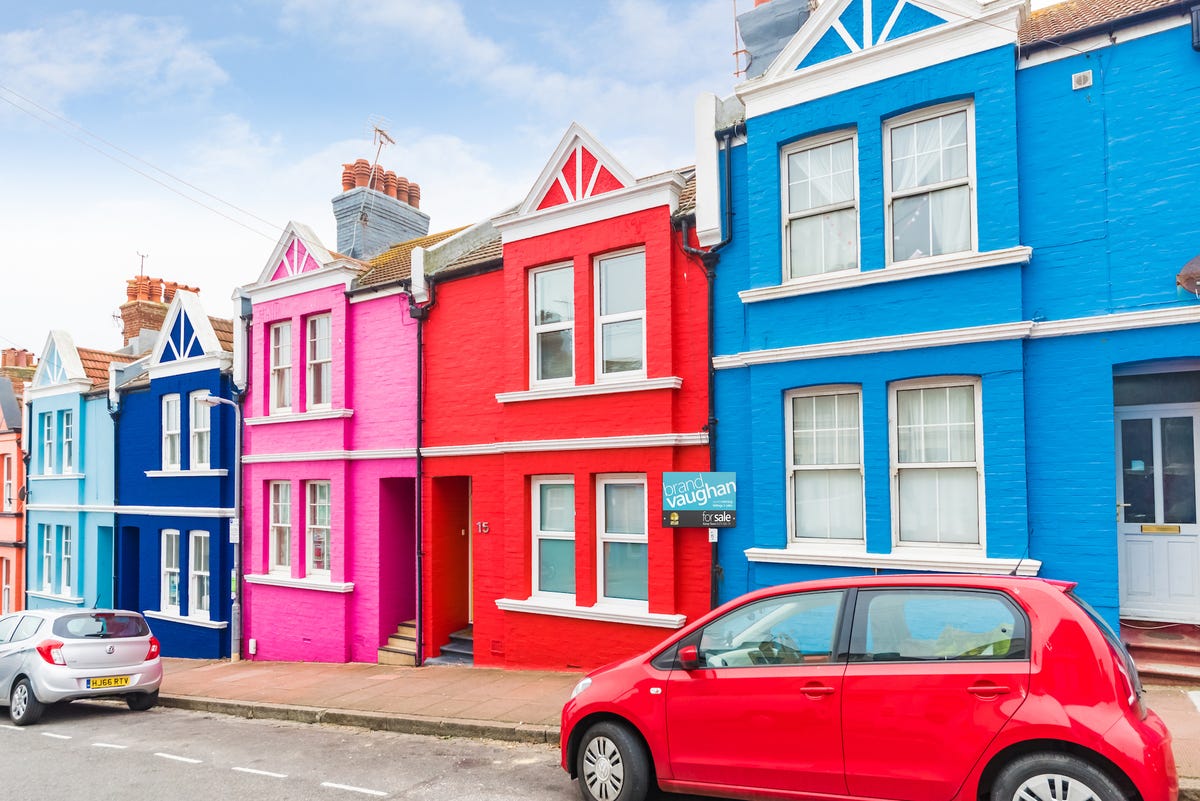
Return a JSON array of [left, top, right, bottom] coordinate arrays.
[[252, 221, 336, 287], [32, 331, 87, 388], [149, 291, 223, 368], [766, 0, 984, 77], [518, 123, 638, 216]]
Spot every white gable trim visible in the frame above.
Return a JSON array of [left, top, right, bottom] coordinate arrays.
[[494, 176, 685, 243], [241, 264, 360, 304], [31, 331, 87, 389], [251, 221, 338, 287], [516, 122, 639, 217], [147, 291, 226, 377], [739, 1, 1024, 119]]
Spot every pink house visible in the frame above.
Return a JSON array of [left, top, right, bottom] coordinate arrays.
[[239, 163, 450, 663]]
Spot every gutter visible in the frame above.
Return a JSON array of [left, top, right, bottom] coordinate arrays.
[[1019, 1, 1193, 57]]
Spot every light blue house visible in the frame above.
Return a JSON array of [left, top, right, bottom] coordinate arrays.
[[698, 0, 1200, 629], [24, 332, 138, 610], [112, 291, 237, 658]]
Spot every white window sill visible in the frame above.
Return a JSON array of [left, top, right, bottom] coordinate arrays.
[[143, 610, 227, 629], [30, 473, 85, 481], [495, 596, 687, 628], [245, 574, 354, 593], [246, 408, 354, 426], [27, 590, 84, 604], [145, 469, 229, 478], [497, 376, 683, 403], [744, 544, 1041, 576], [738, 245, 1032, 303]]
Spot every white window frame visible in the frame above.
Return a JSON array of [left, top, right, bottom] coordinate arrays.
[[785, 385, 865, 544], [162, 529, 181, 615], [269, 481, 291, 574], [42, 413, 54, 475], [889, 376, 986, 549], [884, 100, 977, 265], [189, 391, 212, 470], [188, 530, 210, 620], [781, 130, 859, 281], [270, 321, 293, 414], [593, 249, 647, 381], [59, 526, 73, 597], [41, 524, 52, 593], [1, 558, 10, 614], [2, 455, 13, 512], [596, 474, 648, 606], [306, 314, 332, 409], [532, 476, 575, 598], [60, 410, 74, 473], [529, 263, 575, 388], [162, 394, 181, 471], [306, 480, 331, 578]]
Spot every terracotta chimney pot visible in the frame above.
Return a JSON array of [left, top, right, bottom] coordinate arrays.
[[409, 183, 421, 209], [134, 275, 151, 301], [353, 159, 371, 188], [395, 176, 410, 205], [383, 171, 398, 199], [126, 279, 138, 301], [148, 278, 164, 302], [341, 164, 355, 191], [163, 281, 178, 303]]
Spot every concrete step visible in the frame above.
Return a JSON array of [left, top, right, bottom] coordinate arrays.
[[377, 646, 417, 667], [1136, 661, 1200, 685]]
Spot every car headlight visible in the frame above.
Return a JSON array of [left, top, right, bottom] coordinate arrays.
[[570, 677, 592, 699]]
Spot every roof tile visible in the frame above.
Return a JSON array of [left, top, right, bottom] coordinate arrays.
[[357, 228, 469, 288], [1020, 0, 1186, 45]]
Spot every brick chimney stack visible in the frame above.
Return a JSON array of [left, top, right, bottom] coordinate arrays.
[[119, 276, 200, 348], [0, 348, 34, 369]]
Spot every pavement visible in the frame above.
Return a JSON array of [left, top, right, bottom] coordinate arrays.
[[159, 657, 1200, 798]]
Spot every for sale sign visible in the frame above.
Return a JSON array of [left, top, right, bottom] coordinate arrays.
[[662, 472, 737, 528]]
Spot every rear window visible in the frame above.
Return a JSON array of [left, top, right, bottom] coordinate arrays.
[[52, 613, 149, 639]]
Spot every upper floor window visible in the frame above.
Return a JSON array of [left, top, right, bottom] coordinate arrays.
[[60, 526, 73, 597], [41, 413, 54, 475], [784, 133, 858, 279], [269, 481, 291, 574], [307, 314, 332, 408], [597, 475, 647, 603], [532, 477, 575, 596], [190, 392, 211, 470], [40, 525, 52, 592], [61, 411, 74, 473], [530, 264, 574, 386], [162, 529, 180, 614], [162, 394, 181, 471], [595, 250, 646, 379], [189, 531, 210, 620], [2, 455, 13, 512], [306, 480, 331, 577], [787, 387, 864, 541], [891, 378, 983, 546], [886, 103, 974, 263], [270, 322, 293, 414]]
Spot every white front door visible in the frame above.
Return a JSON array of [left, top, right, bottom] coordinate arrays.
[[1117, 405, 1200, 622]]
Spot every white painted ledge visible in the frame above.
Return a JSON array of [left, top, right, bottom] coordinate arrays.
[[144, 610, 228, 630], [245, 574, 354, 593], [744, 545, 1041, 576], [497, 376, 683, 403], [496, 596, 687, 628]]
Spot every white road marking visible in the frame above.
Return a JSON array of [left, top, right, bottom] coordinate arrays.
[[321, 781, 388, 796], [155, 752, 202, 764], [93, 743, 128, 749], [0, 725, 25, 731], [233, 767, 288, 778], [41, 732, 71, 739], [1188, 690, 1200, 713]]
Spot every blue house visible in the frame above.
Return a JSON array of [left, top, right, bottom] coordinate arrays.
[[113, 290, 238, 658], [698, 0, 1200, 630], [24, 332, 138, 610]]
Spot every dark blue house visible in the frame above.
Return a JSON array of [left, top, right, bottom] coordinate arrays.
[[698, 0, 1200, 632], [114, 289, 238, 658]]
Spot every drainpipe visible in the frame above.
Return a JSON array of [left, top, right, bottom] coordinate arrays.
[[406, 280, 435, 666], [678, 121, 743, 610]]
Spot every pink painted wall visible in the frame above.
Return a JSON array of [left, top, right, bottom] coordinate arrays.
[[242, 269, 419, 663]]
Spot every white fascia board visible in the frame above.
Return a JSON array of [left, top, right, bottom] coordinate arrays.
[[738, 7, 1022, 119], [493, 176, 685, 244], [241, 264, 360, 304], [25, 381, 93, 401], [146, 353, 232, 380]]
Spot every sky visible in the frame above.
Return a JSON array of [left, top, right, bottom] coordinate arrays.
[[0, 0, 1057, 355]]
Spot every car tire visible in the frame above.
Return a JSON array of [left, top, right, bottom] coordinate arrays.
[[991, 752, 1126, 801], [10, 678, 44, 726], [576, 721, 650, 801], [126, 690, 159, 712]]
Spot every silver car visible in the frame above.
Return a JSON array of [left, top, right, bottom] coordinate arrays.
[[0, 609, 163, 725]]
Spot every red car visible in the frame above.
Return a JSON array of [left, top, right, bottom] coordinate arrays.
[[561, 574, 1176, 801]]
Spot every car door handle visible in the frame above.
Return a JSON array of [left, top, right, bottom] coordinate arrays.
[[800, 683, 836, 697], [967, 683, 1010, 697]]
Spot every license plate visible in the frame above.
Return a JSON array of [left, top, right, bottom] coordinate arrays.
[[87, 676, 130, 689]]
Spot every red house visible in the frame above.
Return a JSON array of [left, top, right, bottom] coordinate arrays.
[[418, 124, 712, 670]]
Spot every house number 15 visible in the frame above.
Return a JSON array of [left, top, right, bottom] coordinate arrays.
[[475, 521, 490, 534]]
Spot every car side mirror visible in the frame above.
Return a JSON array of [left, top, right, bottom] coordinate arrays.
[[678, 644, 701, 670]]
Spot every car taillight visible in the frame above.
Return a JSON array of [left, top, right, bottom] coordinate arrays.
[[36, 639, 66, 666], [1110, 642, 1147, 720], [146, 636, 160, 660]]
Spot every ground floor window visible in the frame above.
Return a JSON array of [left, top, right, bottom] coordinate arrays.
[[306, 481, 332, 577], [162, 529, 181, 614], [189, 530, 210, 619], [787, 386, 864, 542], [532, 477, 575, 596], [597, 475, 648, 603]]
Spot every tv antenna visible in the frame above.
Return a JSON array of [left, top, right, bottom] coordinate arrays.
[[137, 251, 149, 276]]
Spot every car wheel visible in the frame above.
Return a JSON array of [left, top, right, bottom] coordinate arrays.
[[992, 753, 1126, 801], [10, 678, 44, 726], [576, 721, 650, 801], [126, 690, 159, 712]]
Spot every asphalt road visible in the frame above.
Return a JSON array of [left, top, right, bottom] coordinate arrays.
[[0, 701, 576, 801]]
